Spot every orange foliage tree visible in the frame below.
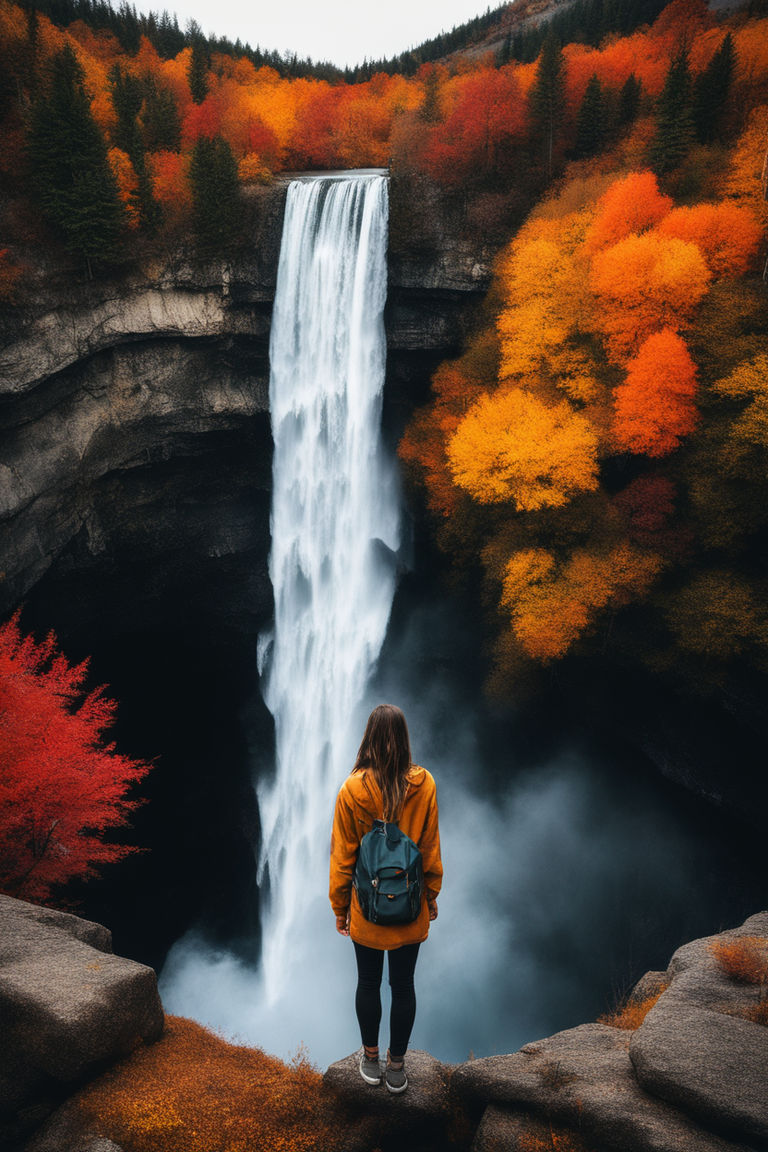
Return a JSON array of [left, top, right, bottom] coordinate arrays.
[[0, 609, 151, 903], [500, 543, 661, 661], [612, 328, 699, 456], [107, 146, 140, 228], [657, 202, 762, 277], [584, 170, 673, 254], [147, 150, 191, 227], [589, 230, 711, 361]]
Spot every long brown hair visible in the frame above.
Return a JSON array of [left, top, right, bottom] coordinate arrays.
[[353, 704, 412, 822]]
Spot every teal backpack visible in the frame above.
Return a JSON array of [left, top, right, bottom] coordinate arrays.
[[353, 818, 424, 925]]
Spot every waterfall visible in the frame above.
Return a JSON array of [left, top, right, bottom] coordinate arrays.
[[256, 173, 399, 1003]]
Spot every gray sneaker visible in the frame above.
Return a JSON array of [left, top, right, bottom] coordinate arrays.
[[385, 1057, 408, 1093], [359, 1049, 382, 1085]]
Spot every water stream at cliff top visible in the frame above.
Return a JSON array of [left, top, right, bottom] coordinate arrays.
[[255, 172, 399, 1001]]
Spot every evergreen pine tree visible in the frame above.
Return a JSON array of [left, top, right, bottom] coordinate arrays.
[[189, 135, 241, 257], [573, 73, 608, 157], [529, 30, 566, 180], [140, 76, 181, 151], [109, 64, 160, 232], [27, 44, 125, 275], [693, 33, 735, 143], [187, 20, 210, 104], [649, 47, 696, 175], [419, 69, 441, 123], [618, 72, 642, 126]]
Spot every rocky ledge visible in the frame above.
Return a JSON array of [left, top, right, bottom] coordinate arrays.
[[5, 895, 766, 1152], [323, 911, 768, 1151], [0, 895, 163, 1150]]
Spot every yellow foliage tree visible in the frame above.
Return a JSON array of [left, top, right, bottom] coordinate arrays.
[[496, 214, 592, 379], [447, 386, 599, 511]]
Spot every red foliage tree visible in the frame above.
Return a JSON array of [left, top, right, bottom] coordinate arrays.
[[422, 67, 526, 185], [0, 609, 152, 903]]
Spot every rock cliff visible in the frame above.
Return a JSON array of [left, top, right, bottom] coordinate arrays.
[[0, 176, 491, 633]]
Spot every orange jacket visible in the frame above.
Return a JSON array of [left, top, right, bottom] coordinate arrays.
[[329, 764, 443, 950]]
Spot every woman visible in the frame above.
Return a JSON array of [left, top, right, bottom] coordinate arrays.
[[329, 704, 443, 1094]]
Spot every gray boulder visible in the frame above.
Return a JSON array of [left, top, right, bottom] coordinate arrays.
[[471, 1106, 596, 1152], [323, 1047, 455, 1149], [452, 1022, 749, 1152], [629, 913, 768, 1146], [22, 1095, 126, 1152], [324, 1047, 450, 1120], [0, 895, 163, 1148]]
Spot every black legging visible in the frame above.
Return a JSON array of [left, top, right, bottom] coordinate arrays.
[[353, 941, 420, 1062]]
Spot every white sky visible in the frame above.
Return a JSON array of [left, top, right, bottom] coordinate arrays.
[[128, 0, 502, 70]]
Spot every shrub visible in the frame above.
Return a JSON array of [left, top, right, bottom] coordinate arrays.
[[709, 936, 768, 985], [597, 984, 668, 1029]]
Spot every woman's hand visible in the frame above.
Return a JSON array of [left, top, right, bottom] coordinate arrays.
[[427, 897, 438, 921], [335, 910, 350, 936]]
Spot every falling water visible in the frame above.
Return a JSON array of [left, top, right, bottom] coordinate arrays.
[[256, 173, 399, 1003]]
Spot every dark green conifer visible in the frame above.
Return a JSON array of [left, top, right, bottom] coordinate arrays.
[[497, 33, 512, 66], [109, 64, 160, 232], [419, 69, 441, 123], [573, 73, 608, 157], [618, 72, 642, 126], [140, 76, 181, 151], [27, 44, 125, 275], [187, 20, 210, 104], [189, 135, 241, 257], [693, 33, 735, 143], [529, 29, 566, 180], [649, 46, 696, 175]]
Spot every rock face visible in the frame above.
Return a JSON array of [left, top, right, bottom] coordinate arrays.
[[0, 175, 491, 628], [447, 911, 768, 1152], [629, 912, 768, 1147], [0, 895, 163, 1150], [5, 905, 766, 1152]]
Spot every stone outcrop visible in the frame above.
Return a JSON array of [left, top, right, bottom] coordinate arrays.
[[629, 912, 768, 1147], [449, 911, 768, 1152], [323, 1047, 454, 1149], [0, 895, 163, 1150]]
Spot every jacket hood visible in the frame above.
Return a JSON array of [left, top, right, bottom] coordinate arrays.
[[346, 764, 426, 818]]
